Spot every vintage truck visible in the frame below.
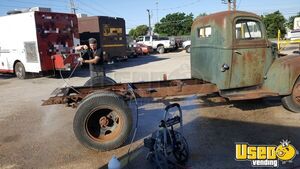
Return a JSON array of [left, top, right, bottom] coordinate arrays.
[[43, 11, 300, 151]]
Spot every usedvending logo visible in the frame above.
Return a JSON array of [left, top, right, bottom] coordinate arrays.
[[235, 140, 298, 167]]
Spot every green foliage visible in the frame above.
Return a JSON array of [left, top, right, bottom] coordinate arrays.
[[197, 13, 207, 17], [154, 12, 194, 36], [262, 11, 286, 38], [286, 12, 300, 30], [129, 25, 148, 38], [128, 29, 135, 38]]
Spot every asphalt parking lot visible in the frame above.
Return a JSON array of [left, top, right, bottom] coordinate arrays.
[[1, 50, 300, 169]]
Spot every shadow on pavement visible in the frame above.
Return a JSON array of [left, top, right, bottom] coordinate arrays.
[[100, 95, 300, 169], [0, 74, 15, 79], [135, 95, 283, 117], [114, 117, 300, 169]]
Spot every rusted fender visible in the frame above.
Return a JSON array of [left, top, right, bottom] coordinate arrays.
[[263, 55, 300, 95]]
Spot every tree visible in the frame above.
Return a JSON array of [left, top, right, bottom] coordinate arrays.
[[262, 11, 286, 38], [286, 12, 300, 30], [129, 25, 148, 38], [128, 29, 136, 37], [197, 13, 207, 17], [154, 12, 194, 36]]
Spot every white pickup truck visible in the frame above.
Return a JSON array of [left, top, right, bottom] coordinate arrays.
[[136, 35, 176, 54], [182, 40, 191, 53], [286, 17, 300, 40]]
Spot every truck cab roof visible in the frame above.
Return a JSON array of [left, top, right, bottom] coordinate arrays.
[[191, 11, 267, 48]]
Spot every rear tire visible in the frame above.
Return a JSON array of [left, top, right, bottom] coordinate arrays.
[[185, 45, 191, 53], [14, 62, 27, 79], [282, 78, 300, 113], [84, 76, 117, 87], [73, 92, 133, 151], [157, 46, 165, 54]]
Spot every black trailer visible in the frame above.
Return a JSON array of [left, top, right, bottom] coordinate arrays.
[[78, 16, 127, 62]]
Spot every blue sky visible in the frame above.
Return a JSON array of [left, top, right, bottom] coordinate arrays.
[[1, 0, 299, 32]]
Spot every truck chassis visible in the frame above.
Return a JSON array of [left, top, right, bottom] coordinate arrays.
[[42, 78, 221, 151], [42, 79, 219, 107], [42, 78, 282, 151]]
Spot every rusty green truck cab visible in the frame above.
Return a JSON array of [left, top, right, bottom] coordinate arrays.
[[191, 11, 300, 112]]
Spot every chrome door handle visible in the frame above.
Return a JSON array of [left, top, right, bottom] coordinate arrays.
[[221, 64, 230, 72], [234, 50, 242, 55]]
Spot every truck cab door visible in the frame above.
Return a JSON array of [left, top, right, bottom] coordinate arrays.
[[144, 36, 152, 47], [229, 19, 269, 88]]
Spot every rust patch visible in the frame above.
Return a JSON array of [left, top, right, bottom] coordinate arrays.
[[244, 51, 253, 62]]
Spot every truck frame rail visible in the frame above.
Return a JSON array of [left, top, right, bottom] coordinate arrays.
[[42, 79, 218, 107]]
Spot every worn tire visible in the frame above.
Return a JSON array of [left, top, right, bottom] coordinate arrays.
[[14, 62, 27, 79], [157, 46, 165, 54], [282, 78, 300, 113], [84, 76, 117, 87], [73, 92, 133, 151], [185, 45, 191, 53]]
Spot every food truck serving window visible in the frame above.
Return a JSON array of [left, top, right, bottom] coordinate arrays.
[[235, 20, 262, 39]]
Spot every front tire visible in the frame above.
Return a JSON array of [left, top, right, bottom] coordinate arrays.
[[157, 46, 165, 54], [73, 92, 133, 151], [282, 78, 300, 113], [185, 45, 191, 53], [14, 62, 27, 79]]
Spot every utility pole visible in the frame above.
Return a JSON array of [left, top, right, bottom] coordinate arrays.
[[233, 0, 236, 11], [156, 0, 159, 23], [147, 9, 151, 36], [222, 0, 236, 11], [227, 0, 231, 11], [69, 0, 77, 14]]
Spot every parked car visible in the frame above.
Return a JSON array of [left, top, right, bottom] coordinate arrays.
[[127, 43, 153, 57], [126, 46, 135, 57], [134, 43, 153, 55], [182, 40, 191, 53]]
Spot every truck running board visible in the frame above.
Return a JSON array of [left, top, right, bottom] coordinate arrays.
[[220, 88, 278, 101]]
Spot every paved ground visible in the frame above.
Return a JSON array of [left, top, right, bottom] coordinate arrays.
[[1, 50, 300, 169]]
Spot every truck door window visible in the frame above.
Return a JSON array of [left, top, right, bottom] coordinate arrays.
[[145, 36, 150, 41], [159, 37, 169, 40], [136, 36, 143, 42], [235, 20, 262, 39], [197, 26, 212, 38]]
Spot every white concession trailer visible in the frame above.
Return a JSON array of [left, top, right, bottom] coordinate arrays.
[[0, 9, 80, 79]]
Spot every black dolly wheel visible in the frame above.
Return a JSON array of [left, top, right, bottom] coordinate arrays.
[[73, 92, 132, 151], [173, 131, 189, 164]]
